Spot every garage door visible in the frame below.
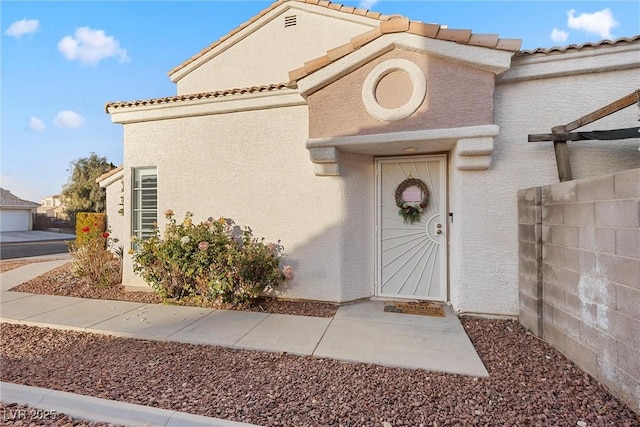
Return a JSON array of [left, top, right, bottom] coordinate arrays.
[[0, 209, 31, 232]]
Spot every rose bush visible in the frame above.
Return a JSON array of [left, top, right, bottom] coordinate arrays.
[[132, 211, 293, 306]]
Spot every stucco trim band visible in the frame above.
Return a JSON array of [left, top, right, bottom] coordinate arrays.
[[361, 58, 427, 121], [108, 90, 305, 124], [501, 42, 640, 83], [306, 124, 499, 175]]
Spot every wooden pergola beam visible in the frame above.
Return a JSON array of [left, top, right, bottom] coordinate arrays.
[[528, 133, 589, 142], [552, 90, 640, 133], [528, 89, 640, 182]]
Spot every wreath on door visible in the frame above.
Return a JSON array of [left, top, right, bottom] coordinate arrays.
[[395, 178, 429, 224]]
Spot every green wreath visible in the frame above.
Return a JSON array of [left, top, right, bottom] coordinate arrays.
[[395, 178, 429, 224]]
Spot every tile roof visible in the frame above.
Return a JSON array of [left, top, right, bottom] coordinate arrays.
[[95, 165, 124, 183], [287, 17, 522, 82], [168, 0, 397, 77], [105, 83, 293, 112], [0, 188, 39, 208], [516, 35, 640, 56]]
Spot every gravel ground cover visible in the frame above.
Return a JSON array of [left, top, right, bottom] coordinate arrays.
[[2, 320, 638, 426], [1, 402, 122, 426], [9, 263, 338, 318]]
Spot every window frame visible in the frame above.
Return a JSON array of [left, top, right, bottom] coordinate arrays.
[[132, 167, 158, 241]]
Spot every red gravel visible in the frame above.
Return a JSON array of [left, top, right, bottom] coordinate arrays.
[[1, 320, 638, 426]]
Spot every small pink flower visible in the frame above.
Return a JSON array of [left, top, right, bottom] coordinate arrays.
[[282, 265, 294, 280], [198, 241, 209, 251], [102, 232, 110, 238], [164, 209, 174, 219]]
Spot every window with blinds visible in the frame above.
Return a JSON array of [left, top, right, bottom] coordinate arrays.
[[132, 168, 157, 240]]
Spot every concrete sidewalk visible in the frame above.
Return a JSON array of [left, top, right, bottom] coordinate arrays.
[[1, 259, 488, 425], [0, 382, 258, 427]]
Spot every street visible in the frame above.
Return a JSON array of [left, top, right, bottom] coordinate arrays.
[[0, 240, 71, 260]]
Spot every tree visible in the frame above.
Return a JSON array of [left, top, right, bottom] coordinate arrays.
[[61, 153, 115, 216]]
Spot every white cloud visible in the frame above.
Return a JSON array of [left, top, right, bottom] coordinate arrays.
[[567, 8, 619, 39], [550, 28, 569, 43], [54, 110, 84, 129], [359, 0, 379, 10], [29, 116, 46, 132], [5, 18, 40, 38], [57, 27, 129, 65]]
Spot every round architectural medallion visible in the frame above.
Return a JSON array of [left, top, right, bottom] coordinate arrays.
[[362, 59, 427, 122]]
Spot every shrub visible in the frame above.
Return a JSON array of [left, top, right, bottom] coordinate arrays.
[[132, 211, 292, 306], [75, 212, 106, 246], [68, 223, 122, 287]]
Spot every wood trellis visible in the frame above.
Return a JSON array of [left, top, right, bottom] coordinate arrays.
[[528, 89, 640, 182]]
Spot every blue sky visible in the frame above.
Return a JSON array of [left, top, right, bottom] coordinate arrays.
[[2, 1, 638, 203]]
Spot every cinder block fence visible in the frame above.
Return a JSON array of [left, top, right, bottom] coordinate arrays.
[[518, 168, 639, 413]]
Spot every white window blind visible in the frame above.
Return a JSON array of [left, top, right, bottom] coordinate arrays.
[[132, 168, 157, 240]]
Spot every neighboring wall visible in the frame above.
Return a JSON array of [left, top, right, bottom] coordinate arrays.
[[518, 169, 640, 413]]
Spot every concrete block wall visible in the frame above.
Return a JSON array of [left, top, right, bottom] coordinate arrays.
[[518, 169, 640, 413]]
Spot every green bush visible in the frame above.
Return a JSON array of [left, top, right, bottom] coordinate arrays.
[[75, 212, 106, 246], [132, 211, 293, 306], [68, 223, 122, 287]]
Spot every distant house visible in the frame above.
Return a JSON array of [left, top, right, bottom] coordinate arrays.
[[0, 188, 40, 232], [37, 195, 69, 220], [103, 0, 639, 315]]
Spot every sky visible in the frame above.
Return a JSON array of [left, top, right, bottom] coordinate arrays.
[[2, 0, 639, 203]]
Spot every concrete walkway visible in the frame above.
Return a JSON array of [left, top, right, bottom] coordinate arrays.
[[0, 259, 488, 425], [0, 382, 258, 426]]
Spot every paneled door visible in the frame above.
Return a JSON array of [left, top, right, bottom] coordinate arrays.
[[376, 156, 447, 301]]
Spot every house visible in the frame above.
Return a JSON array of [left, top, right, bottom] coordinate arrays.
[[102, 0, 640, 316], [37, 195, 69, 220], [0, 188, 40, 232]]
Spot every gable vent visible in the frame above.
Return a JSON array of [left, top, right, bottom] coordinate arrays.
[[284, 15, 297, 28]]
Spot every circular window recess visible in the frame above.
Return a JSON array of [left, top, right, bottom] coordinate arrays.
[[362, 59, 427, 122]]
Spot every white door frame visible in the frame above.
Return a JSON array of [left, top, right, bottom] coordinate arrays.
[[375, 155, 448, 301]]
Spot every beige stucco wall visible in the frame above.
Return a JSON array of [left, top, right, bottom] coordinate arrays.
[[114, 26, 639, 315], [307, 49, 495, 138], [119, 101, 376, 302], [448, 45, 640, 315], [104, 175, 125, 253], [175, 7, 375, 94]]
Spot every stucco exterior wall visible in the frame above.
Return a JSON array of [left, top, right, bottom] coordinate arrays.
[[120, 102, 370, 302], [450, 49, 639, 315], [518, 170, 640, 413], [307, 49, 495, 138], [176, 7, 375, 94], [104, 176, 124, 252], [337, 151, 375, 301]]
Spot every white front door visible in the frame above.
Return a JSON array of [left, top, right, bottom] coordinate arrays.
[[376, 156, 447, 301]]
